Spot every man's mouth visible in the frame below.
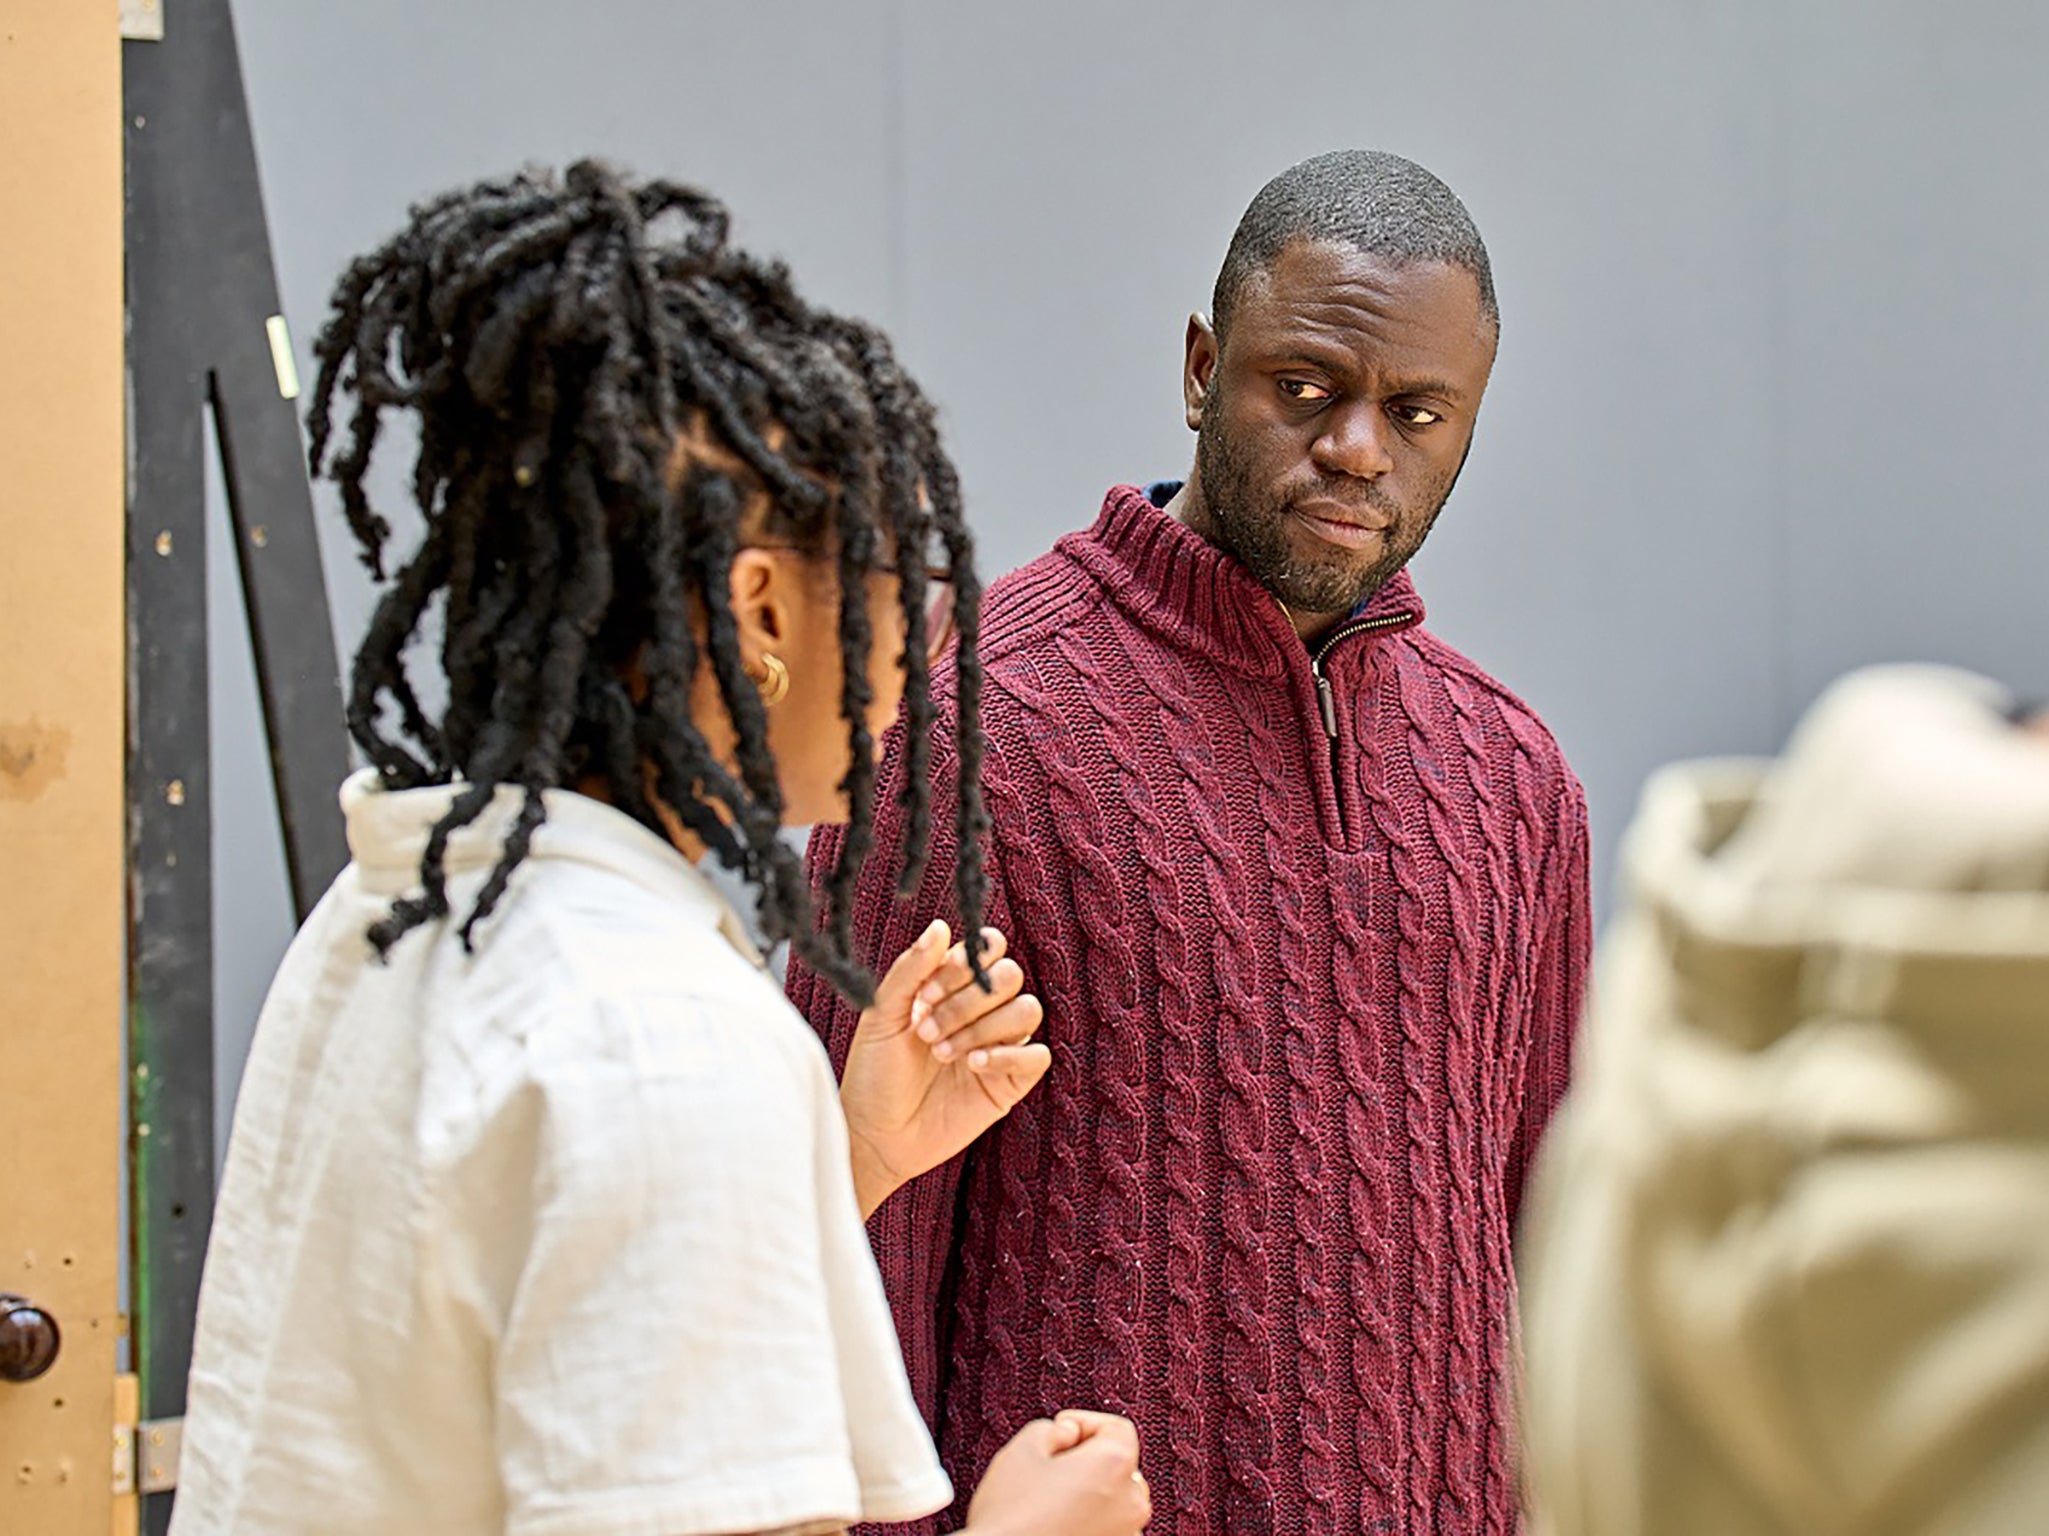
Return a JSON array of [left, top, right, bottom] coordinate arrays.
[[1290, 502, 1391, 552]]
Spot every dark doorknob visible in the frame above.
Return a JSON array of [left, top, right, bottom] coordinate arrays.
[[0, 1293, 61, 1383]]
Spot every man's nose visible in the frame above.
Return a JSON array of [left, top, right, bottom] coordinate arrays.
[[1310, 402, 1394, 480]]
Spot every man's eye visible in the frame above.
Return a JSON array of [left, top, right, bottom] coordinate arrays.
[[1392, 404, 1444, 427], [1278, 379, 1332, 402]]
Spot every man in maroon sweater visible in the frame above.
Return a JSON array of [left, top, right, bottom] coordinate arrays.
[[790, 149, 1591, 1536]]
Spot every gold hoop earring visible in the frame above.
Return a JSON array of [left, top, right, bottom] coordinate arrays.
[[750, 652, 790, 707]]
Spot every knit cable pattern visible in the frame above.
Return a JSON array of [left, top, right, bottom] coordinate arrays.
[[1220, 658, 1345, 1535], [1140, 645, 1280, 1528], [1389, 646, 1488, 1533], [1352, 643, 1444, 1536], [786, 485, 1592, 1536]]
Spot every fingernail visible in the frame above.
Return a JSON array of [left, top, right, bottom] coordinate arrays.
[[968, 1049, 989, 1069], [917, 1021, 939, 1042], [933, 1041, 954, 1061], [917, 983, 944, 1007]]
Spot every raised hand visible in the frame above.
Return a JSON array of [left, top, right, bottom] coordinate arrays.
[[840, 921, 1050, 1218]]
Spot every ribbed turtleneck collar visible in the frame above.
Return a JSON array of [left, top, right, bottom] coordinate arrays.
[[1055, 483, 1425, 679]]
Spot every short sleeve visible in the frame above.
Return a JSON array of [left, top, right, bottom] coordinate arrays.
[[464, 981, 951, 1536]]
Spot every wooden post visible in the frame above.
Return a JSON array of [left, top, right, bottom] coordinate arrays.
[[0, 2, 128, 1533]]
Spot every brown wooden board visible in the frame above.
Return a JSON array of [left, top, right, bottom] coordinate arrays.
[[0, 7, 128, 1533]]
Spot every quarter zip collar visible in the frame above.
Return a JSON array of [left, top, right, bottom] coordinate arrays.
[[1310, 607, 1420, 739], [1061, 483, 1425, 682]]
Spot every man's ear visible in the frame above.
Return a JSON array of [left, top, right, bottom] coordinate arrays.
[[1182, 312, 1219, 432], [726, 548, 789, 662]]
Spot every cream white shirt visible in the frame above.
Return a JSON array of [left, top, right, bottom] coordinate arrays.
[[171, 772, 951, 1536]]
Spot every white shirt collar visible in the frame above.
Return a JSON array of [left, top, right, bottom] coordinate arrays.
[[339, 768, 767, 968]]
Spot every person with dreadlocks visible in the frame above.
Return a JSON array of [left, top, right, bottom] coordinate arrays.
[[793, 149, 1591, 1535], [170, 162, 1152, 1536]]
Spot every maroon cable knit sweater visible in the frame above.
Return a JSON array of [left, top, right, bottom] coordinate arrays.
[[790, 485, 1591, 1536]]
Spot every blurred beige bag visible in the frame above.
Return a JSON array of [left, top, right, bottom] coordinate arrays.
[[1521, 666, 2049, 1536]]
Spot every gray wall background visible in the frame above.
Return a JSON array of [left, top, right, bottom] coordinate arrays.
[[208, 0, 2049, 1131]]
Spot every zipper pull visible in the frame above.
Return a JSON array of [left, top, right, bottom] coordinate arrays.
[[1315, 672, 1339, 740]]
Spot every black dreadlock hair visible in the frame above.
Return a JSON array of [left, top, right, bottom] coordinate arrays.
[[306, 160, 989, 1004]]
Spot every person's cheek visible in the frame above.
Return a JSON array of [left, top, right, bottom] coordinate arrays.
[[867, 673, 906, 748], [880, 680, 916, 752]]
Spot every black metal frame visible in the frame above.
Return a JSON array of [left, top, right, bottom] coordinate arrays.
[[125, 3, 350, 1528]]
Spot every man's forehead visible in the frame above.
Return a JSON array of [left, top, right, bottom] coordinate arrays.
[[1229, 239, 1496, 373], [1237, 240, 1483, 319]]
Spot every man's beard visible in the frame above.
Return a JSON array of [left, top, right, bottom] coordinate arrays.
[[1192, 400, 1460, 615]]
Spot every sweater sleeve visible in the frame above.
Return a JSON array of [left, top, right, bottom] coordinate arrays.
[[786, 705, 1019, 1457], [1507, 778, 1592, 1239]]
